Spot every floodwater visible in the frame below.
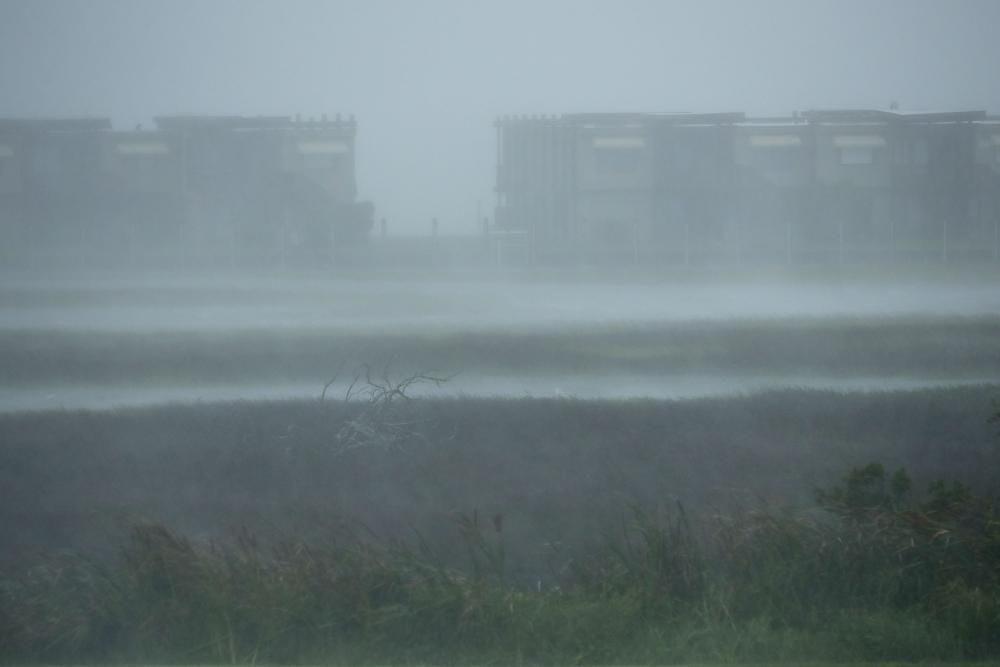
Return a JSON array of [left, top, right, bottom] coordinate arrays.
[[1, 375, 997, 414], [2, 274, 1000, 333], [2, 273, 1000, 412]]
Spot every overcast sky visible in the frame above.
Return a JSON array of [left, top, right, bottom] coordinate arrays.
[[2, 0, 998, 234]]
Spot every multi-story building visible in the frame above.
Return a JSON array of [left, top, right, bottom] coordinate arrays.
[[494, 110, 1000, 265], [0, 118, 113, 256], [0, 114, 371, 267]]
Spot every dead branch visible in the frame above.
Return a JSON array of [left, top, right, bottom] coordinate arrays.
[[320, 361, 456, 455]]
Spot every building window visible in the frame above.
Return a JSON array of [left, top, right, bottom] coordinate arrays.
[[31, 145, 60, 180], [749, 135, 803, 171], [302, 153, 339, 170], [833, 135, 886, 166], [839, 146, 876, 165], [115, 142, 169, 156], [119, 154, 169, 191], [753, 147, 802, 171], [0, 144, 12, 176], [595, 148, 640, 174], [750, 135, 801, 148], [297, 140, 348, 155], [593, 136, 644, 175]]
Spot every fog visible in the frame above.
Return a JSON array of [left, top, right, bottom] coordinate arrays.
[[1, 0, 998, 442], [2, 275, 1000, 333], [1, 274, 999, 411], [4, 3, 1000, 661], [3, 0, 1000, 233], [4, 376, 996, 414]]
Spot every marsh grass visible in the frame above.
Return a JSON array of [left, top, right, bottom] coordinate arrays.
[[2, 468, 998, 664], [3, 316, 1000, 387], [2, 387, 999, 577], [2, 388, 1000, 663]]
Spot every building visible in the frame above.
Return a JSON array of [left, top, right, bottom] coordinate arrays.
[[0, 114, 371, 267], [0, 118, 112, 257], [494, 110, 1000, 266]]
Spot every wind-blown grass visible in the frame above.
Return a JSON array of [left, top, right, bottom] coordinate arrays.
[[3, 316, 1000, 386], [2, 467, 998, 664], [2, 387, 999, 663], [2, 386, 999, 570]]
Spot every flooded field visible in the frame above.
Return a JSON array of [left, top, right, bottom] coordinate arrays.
[[2, 272, 1000, 333], [2, 375, 997, 413], [2, 272, 999, 412]]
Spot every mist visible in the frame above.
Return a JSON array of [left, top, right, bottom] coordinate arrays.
[[3, 1, 1000, 664], [3, 0, 1000, 233]]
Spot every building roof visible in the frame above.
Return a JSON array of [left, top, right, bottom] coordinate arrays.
[[498, 110, 993, 129], [154, 114, 356, 132], [566, 112, 745, 125], [802, 109, 986, 123], [0, 118, 112, 133], [497, 112, 746, 127], [155, 115, 292, 131]]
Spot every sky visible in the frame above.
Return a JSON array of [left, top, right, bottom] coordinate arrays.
[[1, 0, 998, 235]]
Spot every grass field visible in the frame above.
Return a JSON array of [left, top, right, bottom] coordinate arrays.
[[2, 386, 999, 664], [3, 386, 998, 563], [3, 316, 1000, 389], [10, 660, 1000, 667], [4, 664, 999, 667], [3, 274, 1000, 664]]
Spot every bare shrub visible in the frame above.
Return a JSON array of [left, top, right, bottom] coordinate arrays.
[[321, 361, 451, 454]]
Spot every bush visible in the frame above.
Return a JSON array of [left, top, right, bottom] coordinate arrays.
[[2, 463, 999, 664]]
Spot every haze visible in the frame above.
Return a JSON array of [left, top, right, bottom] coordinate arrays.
[[4, 2, 1000, 661], [2, 0, 999, 234]]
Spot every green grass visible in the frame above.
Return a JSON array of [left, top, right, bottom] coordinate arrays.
[[6, 664, 1000, 667], [2, 471, 998, 664], [3, 316, 1000, 387], [2, 387, 998, 664], [3, 386, 999, 570]]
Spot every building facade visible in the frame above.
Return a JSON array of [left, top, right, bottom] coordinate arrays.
[[0, 115, 371, 267], [494, 110, 1000, 265]]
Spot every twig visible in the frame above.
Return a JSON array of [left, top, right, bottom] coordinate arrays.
[[319, 360, 346, 403]]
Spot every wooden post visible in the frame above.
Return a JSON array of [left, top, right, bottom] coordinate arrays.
[[684, 220, 691, 267], [838, 217, 845, 266], [633, 221, 640, 266], [785, 218, 793, 265], [888, 198, 896, 263], [994, 212, 998, 263], [281, 208, 289, 270], [228, 205, 237, 269], [942, 216, 949, 265]]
